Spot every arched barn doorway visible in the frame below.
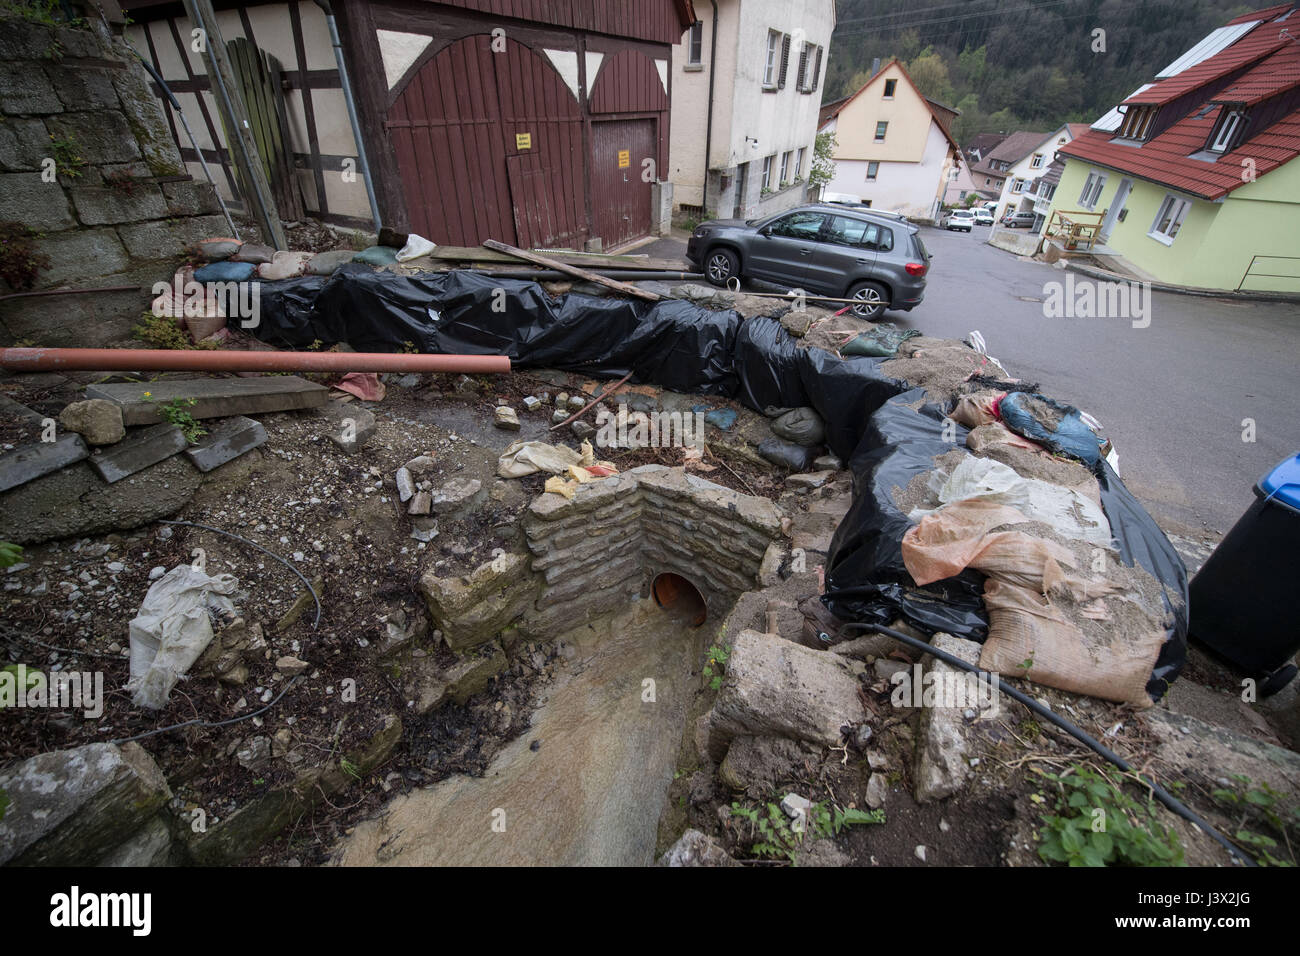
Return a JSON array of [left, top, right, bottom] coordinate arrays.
[[387, 35, 585, 249], [651, 572, 707, 627]]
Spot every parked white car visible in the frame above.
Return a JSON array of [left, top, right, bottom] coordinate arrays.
[[973, 208, 994, 226], [940, 209, 975, 232]]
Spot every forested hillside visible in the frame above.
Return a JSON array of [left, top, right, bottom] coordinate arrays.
[[824, 0, 1260, 143]]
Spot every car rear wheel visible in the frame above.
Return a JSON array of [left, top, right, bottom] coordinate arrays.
[[847, 280, 888, 320], [704, 247, 739, 287]]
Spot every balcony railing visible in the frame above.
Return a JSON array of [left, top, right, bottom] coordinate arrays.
[[1041, 209, 1104, 252]]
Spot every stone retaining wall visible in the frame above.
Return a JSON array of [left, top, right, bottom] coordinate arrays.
[[0, 14, 224, 345]]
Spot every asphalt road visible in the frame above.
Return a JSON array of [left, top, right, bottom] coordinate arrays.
[[644, 227, 1300, 536], [905, 226, 1300, 537]]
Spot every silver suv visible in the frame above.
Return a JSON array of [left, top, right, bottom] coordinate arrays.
[[685, 204, 931, 319]]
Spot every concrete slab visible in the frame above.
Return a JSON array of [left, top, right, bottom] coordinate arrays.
[[85, 377, 329, 426], [184, 416, 267, 473], [88, 423, 186, 484], [0, 434, 89, 492]]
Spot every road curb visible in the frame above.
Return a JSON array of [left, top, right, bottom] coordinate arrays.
[[1062, 260, 1300, 305]]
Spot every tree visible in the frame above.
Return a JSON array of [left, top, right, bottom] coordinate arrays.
[[808, 131, 837, 198], [907, 46, 955, 105]]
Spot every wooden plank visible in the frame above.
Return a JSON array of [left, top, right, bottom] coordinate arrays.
[[86, 376, 330, 427], [482, 240, 661, 301], [426, 245, 689, 271]]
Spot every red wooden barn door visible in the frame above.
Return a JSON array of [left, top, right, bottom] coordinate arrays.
[[590, 118, 654, 250], [386, 35, 583, 248]]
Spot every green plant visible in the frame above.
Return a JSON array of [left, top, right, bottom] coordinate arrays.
[[340, 757, 362, 781], [1211, 774, 1298, 866], [730, 799, 884, 864], [2, 0, 85, 32], [145, 394, 206, 444], [1035, 764, 1184, 867], [808, 130, 837, 193], [0, 221, 51, 291], [48, 135, 85, 179], [132, 312, 216, 350], [0, 541, 23, 568], [702, 642, 730, 691]]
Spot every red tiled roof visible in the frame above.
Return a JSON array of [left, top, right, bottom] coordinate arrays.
[[1227, 2, 1293, 23], [1061, 102, 1300, 200], [1062, 5, 1300, 200], [1214, 42, 1300, 104], [1122, 21, 1290, 106]]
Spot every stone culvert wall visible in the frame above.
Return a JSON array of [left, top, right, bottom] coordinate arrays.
[[0, 14, 225, 345], [420, 467, 786, 652], [521, 465, 784, 634]]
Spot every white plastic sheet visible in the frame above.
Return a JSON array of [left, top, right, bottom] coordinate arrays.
[[911, 455, 1113, 547], [127, 565, 238, 709]]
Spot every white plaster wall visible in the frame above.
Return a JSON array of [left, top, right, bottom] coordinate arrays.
[[824, 122, 951, 218], [669, 0, 833, 213]]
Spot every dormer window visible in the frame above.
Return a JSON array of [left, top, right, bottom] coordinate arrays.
[[1208, 107, 1246, 153], [1118, 105, 1157, 141]]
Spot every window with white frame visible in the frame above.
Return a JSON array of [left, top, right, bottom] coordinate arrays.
[[1150, 193, 1191, 244], [763, 30, 781, 87], [1030, 153, 1044, 169], [1209, 108, 1246, 152], [762, 154, 774, 190], [1011, 179, 1026, 193], [687, 22, 703, 66], [866, 161, 879, 181], [779, 151, 791, 184], [875, 121, 888, 141], [795, 147, 805, 178], [1078, 171, 1107, 209]]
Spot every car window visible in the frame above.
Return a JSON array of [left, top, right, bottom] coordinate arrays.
[[766, 212, 826, 240], [823, 215, 892, 251]]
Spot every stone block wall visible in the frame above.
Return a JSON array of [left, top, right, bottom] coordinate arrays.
[[0, 14, 225, 346], [522, 465, 784, 630], [419, 467, 785, 652]]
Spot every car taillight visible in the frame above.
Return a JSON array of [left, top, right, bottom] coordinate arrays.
[[905, 261, 927, 277]]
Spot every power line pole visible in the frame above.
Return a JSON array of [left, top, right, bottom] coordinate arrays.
[[182, 0, 287, 249]]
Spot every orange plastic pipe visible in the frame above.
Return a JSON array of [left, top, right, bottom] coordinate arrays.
[[0, 348, 510, 374]]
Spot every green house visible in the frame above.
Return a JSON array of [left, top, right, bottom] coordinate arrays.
[[1046, 3, 1300, 293]]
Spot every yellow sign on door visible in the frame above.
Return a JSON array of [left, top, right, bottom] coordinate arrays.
[[617, 149, 631, 169], [516, 132, 532, 149]]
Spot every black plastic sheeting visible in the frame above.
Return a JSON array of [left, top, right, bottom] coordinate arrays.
[[250, 268, 1187, 699]]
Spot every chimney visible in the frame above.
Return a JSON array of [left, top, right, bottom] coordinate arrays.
[[870, 57, 881, 77]]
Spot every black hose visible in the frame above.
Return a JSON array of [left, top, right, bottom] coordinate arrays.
[[835, 619, 1255, 866]]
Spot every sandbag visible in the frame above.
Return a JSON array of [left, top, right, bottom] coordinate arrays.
[[841, 325, 920, 357], [978, 578, 1165, 709], [193, 260, 256, 282], [998, 391, 1104, 466], [914, 455, 1111, 547], [770, 407, 825, 446], [758, 436, 816, 471], [352, 245, 399, 266]]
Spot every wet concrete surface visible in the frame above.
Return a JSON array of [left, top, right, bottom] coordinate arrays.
[[334, 597, 707, 866]]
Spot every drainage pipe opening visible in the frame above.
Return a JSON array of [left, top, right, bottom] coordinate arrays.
[[651, 573, 708, 627]]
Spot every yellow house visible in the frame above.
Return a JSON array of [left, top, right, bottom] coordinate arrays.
[[816, 59, 960, 220]]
